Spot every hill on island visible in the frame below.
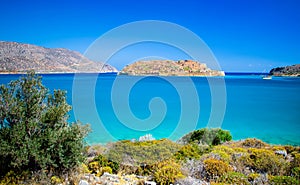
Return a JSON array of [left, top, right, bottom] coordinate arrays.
[[0, 41, 117, 73], [119, 60, 225, 76], [270, 64, 300, 77]]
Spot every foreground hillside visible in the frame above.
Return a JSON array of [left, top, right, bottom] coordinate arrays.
[[270, 64, 300, 77], [0, 41, 117, 73], [120, 60, 225, 76], [75, 131, 300, 185]]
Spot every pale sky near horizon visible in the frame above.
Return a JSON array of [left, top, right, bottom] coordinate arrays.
[[0, 0, 299, 72]]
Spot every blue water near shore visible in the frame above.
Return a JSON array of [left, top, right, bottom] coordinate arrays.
[[1, 73, 299, 145]]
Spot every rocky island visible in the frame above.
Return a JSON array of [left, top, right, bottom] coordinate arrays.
[[119, 60, 225, 76], [269, 64, 300, 77], [0, 41, 117, 73]]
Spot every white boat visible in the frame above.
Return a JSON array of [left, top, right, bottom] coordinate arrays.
[[262, 75, 272, 80]]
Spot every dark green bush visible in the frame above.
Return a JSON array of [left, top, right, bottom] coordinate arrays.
[[292, 167, 300, 180], [269, 175, 299, 185], [92, 154, 119, 173], [218, 172, 249, 185], [183, 128, 232, 146], [0, 72, 90, 178]]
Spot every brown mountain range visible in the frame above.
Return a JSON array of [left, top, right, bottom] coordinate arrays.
[[0, 41, 117, 73]]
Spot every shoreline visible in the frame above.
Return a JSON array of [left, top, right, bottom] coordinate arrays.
[[0, 71, 299, 77], [0, 71, 118, 75]]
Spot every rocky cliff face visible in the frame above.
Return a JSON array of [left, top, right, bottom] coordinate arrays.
[[270, 64, 300, 76], [120, 60, 225, 76], [0, 41, 117, 73]]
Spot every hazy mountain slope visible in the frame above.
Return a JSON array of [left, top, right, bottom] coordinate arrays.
[[0, 41, 117, 73]]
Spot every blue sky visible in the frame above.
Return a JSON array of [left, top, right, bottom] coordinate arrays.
[[0, 0, 299, 72]]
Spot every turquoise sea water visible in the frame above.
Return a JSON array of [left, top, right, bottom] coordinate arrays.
[[1, 73, 299, 145]]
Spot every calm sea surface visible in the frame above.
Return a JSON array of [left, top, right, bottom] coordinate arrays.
[[1, 73, 299, 145]]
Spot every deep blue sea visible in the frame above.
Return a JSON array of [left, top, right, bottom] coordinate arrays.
[[1, 73, 300, 145]]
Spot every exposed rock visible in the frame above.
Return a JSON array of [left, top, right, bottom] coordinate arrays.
[[275, 150, 287, 158], [0, 41, 117, 73], [145, 180, 157, 185], [79, 180, 89, 185], [78, 172, 152, 185], [138, 134, 155, 142], [269, 64, 300, 76], [119, 60, 225, 76], [175, 176, 209, 185]]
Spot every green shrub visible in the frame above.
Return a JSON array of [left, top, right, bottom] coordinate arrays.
[[174, 143, 202, 161], [106, 139, 181, 165], [218, 172, 249, 185], [0, 171, 29, 185], [88, 160, 113, 177], [284, 145, 300, 154], [94, 166, 113, 177], [240, 138, 269, 148], [50, 176, 63, 184], [92, 154, 119, 173], [0, 72, 90, 178], [269, 175, 299, 185], [211, 146, 235, 163], [203, 158, 232, 180], [241, 148, 287, 175], [153, 159, 184, 184], [291, 153, 300, 168], [187, 128, 232, 146], [247, 173, 260, 182], [292, 167, 300, 180]]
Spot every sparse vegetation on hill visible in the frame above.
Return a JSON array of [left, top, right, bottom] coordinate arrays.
[[0, 41, 117, 73], [270, 64, 300, 76], [0, 73, 299, 185], [120, 60, 225, 76]]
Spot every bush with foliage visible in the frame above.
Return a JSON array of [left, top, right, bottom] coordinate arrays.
[[203, 158, 232, 180], [210, 145, 235, 163], [292, 167, 300, 180], [153, 159, 184, 184], [291, 153, 300, 168], [247, 172, 260, 181], [180, 128, 232, 146], [269, 175, 299, 185], [218, 172, 249, 185], [241, 148, 288, 175], [174, 143, 206, 161], [106, 139, 181, 165], [89, 154, 119, 174], [240, 138, 269, 148], [0, 72, 90, 179]]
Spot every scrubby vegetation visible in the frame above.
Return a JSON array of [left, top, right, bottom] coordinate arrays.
[[178, 128, 232, 145], [0, 72, 90, 184], [83, 130, 300, 185], [106, 139, 181, 165], [1, 72, 300, 185]]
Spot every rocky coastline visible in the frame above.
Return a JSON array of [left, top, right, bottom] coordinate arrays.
[[119, 60, 225, 77], [269, 64, 300, 77]]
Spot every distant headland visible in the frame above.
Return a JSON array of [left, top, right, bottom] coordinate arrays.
[[0, 41, 117, 74], [270, 64, 300, 77], [119, 60, 225, 76]]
